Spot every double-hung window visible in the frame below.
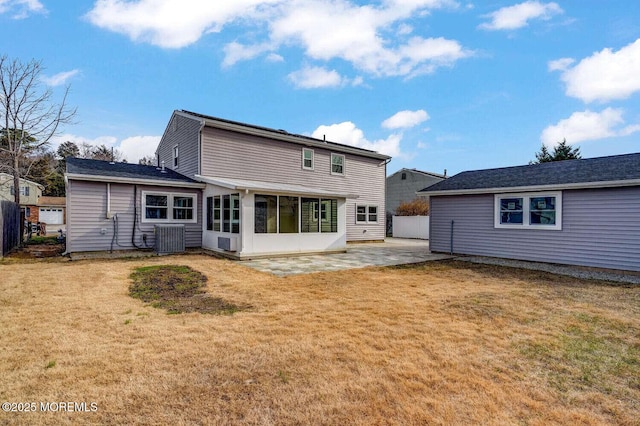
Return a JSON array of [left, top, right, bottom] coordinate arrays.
[[331, 153, 345, 175], [143, 192, 197, 223], [356, 205, 378, 224], [494, 192, 561, 230], [302, 148, 314, 170], [173, 145, 179, 168]]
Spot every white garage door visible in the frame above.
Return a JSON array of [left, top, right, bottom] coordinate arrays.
[[39, 208, 64, 225]]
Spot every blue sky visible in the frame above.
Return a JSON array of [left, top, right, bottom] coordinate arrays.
[[1, 0, 639, 175]]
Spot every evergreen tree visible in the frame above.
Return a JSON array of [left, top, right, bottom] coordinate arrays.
[[531, 139, 581, 164]]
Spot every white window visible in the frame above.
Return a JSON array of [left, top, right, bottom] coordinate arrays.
[[142, 192, 197, 223], [173, 145, 179, 168], [302, 148, 314, 170], [494, 192, 562, 230], [356, 205, 378, 224], [331, 153, 345, 175]]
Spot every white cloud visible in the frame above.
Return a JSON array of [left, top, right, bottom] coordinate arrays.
[[547, 57, 574, 72], [540, 108, 640, 146], [0, 0, 46, 19], [557, 38, 640, 103], [87, 0, 471, 80], [86, 0, 279, 49], [41, 70, 80, 87], [287, 66, 347, 89], [119, 136, 161, 162], [382, 109, 429, 129], [311, 121, 402, 158], [478, 1, 562, 31]]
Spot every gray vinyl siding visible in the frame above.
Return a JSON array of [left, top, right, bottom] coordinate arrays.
[[429, 186, 640, 272], [200, 127, 386, 241], [386, 171, 444, 214], [157, 114, 201, 178], [67, 180, 202, 253]]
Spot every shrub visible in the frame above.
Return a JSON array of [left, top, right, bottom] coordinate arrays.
[[395, 198, 430, 216]]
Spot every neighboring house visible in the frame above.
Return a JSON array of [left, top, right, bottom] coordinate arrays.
[[386, 168, 446, 215], [34, 196, 67, 227], [386, 168, 445, 235], [0, 173, 44, 221], [418, 153, 640, 272], [65, 158, 205, 254], [65, 110, 390, 258]]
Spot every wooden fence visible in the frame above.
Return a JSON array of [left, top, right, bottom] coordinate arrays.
[[0, 200, 21, 257]]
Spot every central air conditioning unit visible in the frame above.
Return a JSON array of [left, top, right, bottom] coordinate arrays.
[[154, 224, 185, 254]]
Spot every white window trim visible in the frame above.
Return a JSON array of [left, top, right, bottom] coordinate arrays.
[[330, 153, 345, 176], [494, 191, 562, 230], [356, 204, 379, 224], [302, 148, 314, 171], [173, 145, 179, 168], [141, 191, 197, 224]]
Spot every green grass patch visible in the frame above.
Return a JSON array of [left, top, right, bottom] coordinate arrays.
[[518, 312, 640, 398], [26, 235, 60, 245], [129, 265, 249, 315]]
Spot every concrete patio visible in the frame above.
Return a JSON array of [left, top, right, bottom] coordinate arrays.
[[240, 238, 452, 276]]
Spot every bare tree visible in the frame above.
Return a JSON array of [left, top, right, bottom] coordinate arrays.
[[0, 56, 76, 205]]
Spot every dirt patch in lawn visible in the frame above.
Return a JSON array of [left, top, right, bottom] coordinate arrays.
[[129, 265, 250, 314], [1, 256, 638, 425]]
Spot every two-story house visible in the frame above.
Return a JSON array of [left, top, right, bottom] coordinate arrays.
[[0, 172, 44, 222], [65, 110, 390, 258]]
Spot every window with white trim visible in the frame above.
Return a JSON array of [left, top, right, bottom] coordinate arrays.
[[221, 193, 240, 233], [494, 192, 561, 230], [302, 148, 314, 170], [331, 153, 345, 175], [173, 145, 179, 168], [356, 205, 378, 223], [142, 192, 197, 223]]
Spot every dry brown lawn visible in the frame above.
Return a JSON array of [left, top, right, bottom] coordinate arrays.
[[1, 255, 639, 425]]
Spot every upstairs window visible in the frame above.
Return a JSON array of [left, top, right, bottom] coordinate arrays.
[[494, 192, 561, 230], [302, 148, 314, 170], [173, 145, 179, 168], [331, 153, 345, 175]]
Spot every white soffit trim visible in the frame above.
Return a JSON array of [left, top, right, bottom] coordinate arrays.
[[417, 179, 640, 197], [195, 175, 359, 199]]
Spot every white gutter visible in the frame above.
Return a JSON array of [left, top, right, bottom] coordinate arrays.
[[65, 173, 206, 189], [417, 178, 640, 197]]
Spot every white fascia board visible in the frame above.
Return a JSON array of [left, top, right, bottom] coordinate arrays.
[[417, 179, 640, 197], [65, 173, 206, 189]]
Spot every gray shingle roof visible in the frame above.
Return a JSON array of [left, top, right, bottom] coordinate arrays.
[[420, 152, 640, 194], [66, 157, 200, 184]]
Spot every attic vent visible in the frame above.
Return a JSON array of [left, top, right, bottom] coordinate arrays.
[[401, 172, 406, 180], [154, 224, 185, 254]]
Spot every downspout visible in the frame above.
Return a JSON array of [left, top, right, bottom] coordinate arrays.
[[450, 220, 455, 255], [198, 119, 205, 176]]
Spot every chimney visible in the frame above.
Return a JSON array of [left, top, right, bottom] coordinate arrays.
[[161, 160, 167, 173], [444, 169, 447, 178]]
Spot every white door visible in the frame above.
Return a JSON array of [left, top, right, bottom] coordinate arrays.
[[39, 208, 64, 224]]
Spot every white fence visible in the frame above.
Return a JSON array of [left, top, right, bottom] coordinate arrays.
[[392, 215, 429, 239]]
